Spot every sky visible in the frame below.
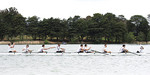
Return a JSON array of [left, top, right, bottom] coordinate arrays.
[[1, 0, 150, 20]]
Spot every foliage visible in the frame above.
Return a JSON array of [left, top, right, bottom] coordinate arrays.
[[0, 7, 150, 43], [147, 31, 150, 41], [136, 32, 145, 42], [126, 32, 135, 43], [44, 39, 49, 44], [129, 15, 149, 41]]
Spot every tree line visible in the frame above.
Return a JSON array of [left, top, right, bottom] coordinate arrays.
[[0, 7, 150, 43]]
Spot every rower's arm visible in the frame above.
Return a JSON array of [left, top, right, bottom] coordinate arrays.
[[43, 48, 49, 50], [43, 47, 55, 50], [49, 47, 56, 49], [88, 47, 91, 50], [12, 43, 15, 47], [84, 47, 91, 51], [22, 48, 25, 51], [13, 43, 15, 45], [10, 46, 14, 48], [60, 48, 65, 50], [81, 48, 84, 51], [104, 48, 106, 51], [124, 48, 128, 51]]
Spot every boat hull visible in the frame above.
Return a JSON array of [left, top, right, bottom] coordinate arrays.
[[0, 53, 148, 56]]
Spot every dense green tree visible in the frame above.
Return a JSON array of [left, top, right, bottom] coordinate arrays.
[[75, 18, 88, 41], [67, 16, 81, 42], [26, 16, 39, 40], [147, 14, 150, 25], [117, 15, 127, 23], [41, 18, 54, 40], [38, 18, 50, 40], [60, 19, 68, 41], [136, 32, 145, 42], [147, 31, 150, 41], [126, 20, 136, 33], [13, 14, 26, 40], [1, 7, 150, 44], [5, 7, 19, 39], [0, 7, 25, 40], [0, 12, 7, 40], [88, 13, 104, 42], [103, 13, 117, 42], [130, 15, 149, 42], [112, 22, 127, 43], [51, 18, 64, 41], [125, 32, 135, 43]]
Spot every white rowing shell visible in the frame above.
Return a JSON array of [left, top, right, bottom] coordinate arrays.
[[0, 53, 149, 56]]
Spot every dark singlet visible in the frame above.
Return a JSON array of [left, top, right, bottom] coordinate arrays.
[[9, 51, 12, 53]]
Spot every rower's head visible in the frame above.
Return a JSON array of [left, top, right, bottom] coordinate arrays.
[[8, 43, 11, 46], [123, 45, 125, 47], [104, 44, 107, 47], [42, 44, 45, 47], [80, 44, 83, 47], [85, 44, 87, 47], [58, 43, 60, 46], [26, 44, 29, 48]]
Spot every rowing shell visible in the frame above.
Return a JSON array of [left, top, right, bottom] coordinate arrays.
[[0, 52, 149, 56]]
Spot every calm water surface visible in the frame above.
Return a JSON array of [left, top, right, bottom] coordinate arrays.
[[0, 44, 150, 75]]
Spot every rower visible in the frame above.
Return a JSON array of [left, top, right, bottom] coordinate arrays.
[[8, 43, 16, 53], [103, 44, 111, 53], [120, 45, 128, 53], [137, 46, 144, 53], [38, 44, 55, 53], [84, 44, 94, 53], [22, 44, 32, 53], [77, 44, 84, 53], [56, 43, 65, 53]]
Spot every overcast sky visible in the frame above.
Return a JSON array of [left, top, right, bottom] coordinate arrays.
[[1, 0, 150, 20]]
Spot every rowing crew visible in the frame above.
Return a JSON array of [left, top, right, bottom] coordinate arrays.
[[77, 44, 94, 53], [101, 44, 129, 53], [78, 44, 144, 53], [8, 43, 16, 53], [8, 43, 65, 53], [103, 44, 144, 53], [77, 44, 128, 53], [38, 43, 65, 53], [8, 43, 144, 53]]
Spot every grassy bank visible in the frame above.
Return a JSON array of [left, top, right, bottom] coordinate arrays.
[[0, 40, 149, 45]]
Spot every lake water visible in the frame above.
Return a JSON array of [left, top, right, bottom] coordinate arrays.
[[0, 44, 150, 75]]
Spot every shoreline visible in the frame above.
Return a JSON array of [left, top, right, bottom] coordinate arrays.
[[0, 41, 56, 45], [0, 41, 150, 45]]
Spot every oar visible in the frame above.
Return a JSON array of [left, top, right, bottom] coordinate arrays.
[[91, 50, 109, 55], [128, 51, 141, 56], [29, 50, 34, 54]]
